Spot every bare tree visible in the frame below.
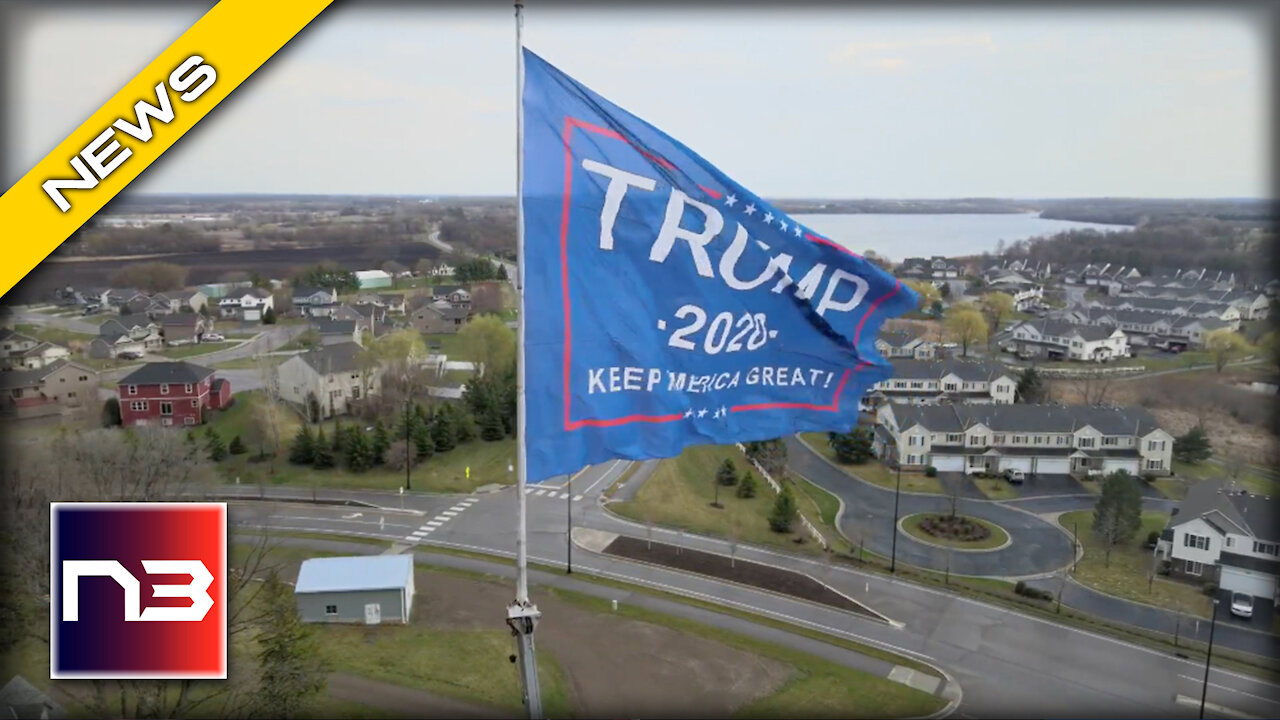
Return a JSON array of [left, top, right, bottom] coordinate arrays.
[[1071, 373, 1115, 406]]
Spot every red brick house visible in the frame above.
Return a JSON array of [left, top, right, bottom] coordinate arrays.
[[116, 361, 230, 428]]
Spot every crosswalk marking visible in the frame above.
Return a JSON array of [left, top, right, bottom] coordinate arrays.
[[426, 521, 442, 527], [573, 495, 584, 502], [441, 511, 457, 517]]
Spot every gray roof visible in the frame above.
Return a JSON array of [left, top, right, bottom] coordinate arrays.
[[118, 361, 215, 386], [12, 341, 66, 357], [294, 554, 413, 594], [1219, 551, 1280, 575], [0, 329, 38, 345], [0, 360, 84, 390], [878, 328, 922, 348], [889, 402, 1163, 436], [311, 319, 360, 335], [889, 358, 1012, 383], [1011, 318, 1116, 342], [1170, 316, 1228, 331], [296, 341, 365, 375], [1171, 477, 1276, 538]]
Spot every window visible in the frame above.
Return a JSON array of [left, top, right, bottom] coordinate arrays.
[[945, 433, 963, 444], [1183, 534, 1209, 551], [943, 383, 958, 392], [1147, 440, 1166, 451], [127, 385, 137, 395], [1254, 541, 1279, 557], [130, 400, 147, 412], [993, 434, 1005, 445], [160, 383, 169, 395], [1184, 560, 1203, 576], [1145, 459, 1163, 470], [1227, 537, 1234, 548], [1057, 436, 1068, 445], [1078, 437, 1095, 448], [160, 402, 173, 416], [1102, 437, 1118, 446], [184, 416, 196, 425], [67, 391, 76, 398], [970, 435, 987, 447], [1034, 435, 1044, 445], [185, 383, 193, 393], [191, 399, 198, 407], [79, 375, 88, 381], [325, 605, 338, 615]]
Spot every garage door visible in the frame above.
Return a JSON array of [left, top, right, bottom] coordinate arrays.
[[1035, 458, 1071, 475], [1103, 458, 1139, 475], [931, 455, 964, 472], [999, 457, 1032, 473], [1220, 567, 1278, 600]]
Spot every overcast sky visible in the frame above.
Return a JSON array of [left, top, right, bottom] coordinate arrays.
[[4, 2, 1272, 198]]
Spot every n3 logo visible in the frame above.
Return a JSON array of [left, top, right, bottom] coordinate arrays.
[[62, 560, 214, 622]]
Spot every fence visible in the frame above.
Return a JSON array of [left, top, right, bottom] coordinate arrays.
[[735, 443, 828, 550]]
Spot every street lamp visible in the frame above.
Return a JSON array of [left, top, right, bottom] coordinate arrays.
[[1199, 597, 1220, 719], [566, 472, 573, 575], [890, 460, 902, 574]]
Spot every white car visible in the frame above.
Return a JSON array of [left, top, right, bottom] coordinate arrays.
[[167, 339, 192, 347], [1229, 592, 1254, 619], [202, 333, 225, 342]]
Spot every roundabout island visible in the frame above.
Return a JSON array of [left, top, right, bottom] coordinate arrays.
[[900, 512, 1012, 552]]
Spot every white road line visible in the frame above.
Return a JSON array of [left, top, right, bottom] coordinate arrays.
[[1178, 675, 1280, 706], [556, 493, 568, 500], [524, 487, 536, 494], [410, 531, 428, 537], [533, 489, 547, 496], [449, 505, 469, 512], [583, 459, 628, 495], [425, 521, 442, 527], [441, 511, 458, 517], [573, 495, 584, 502], [432, 516, 450, 523]]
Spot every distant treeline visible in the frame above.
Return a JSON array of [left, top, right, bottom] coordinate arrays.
[[998, 217, 1276, 283], [1037, 198, 1280, 226], [56, 226, 221, 257], [774, 198, 1034, 215], [439, 207, 516, 256]]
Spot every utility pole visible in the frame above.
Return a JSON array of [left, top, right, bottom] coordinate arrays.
[[403, 390, 412, 491], [890, 461, 902, 573], [566, 472, 573, 574], [1199, 598, 1219, 719]]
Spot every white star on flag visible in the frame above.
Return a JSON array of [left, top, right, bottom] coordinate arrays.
[[724, 194, 738, 207], [744, 204, 756, 216], [697, 408, 708, 418], [719, 406, 728, 418], [763, 212, 774, 224], [793, 225, 802, 237], [684, 408, 693, 418], [778, 220, 787, 232], [713, 408, 722, 419]]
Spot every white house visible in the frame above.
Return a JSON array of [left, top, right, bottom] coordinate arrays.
[[866, 359, 1016, 407], [874, 402, 1174, 479], [1155, 478, 1279, 604], [430, 263, 455, 277], [217, 287, 275, 322], [276, 342, 380, 420], [1011, 286, 1044, 312], [292, 287, 340, 318], [874, 329, 937, 360], [0, 329, 72, 371], [1001, 319, 1129, 362]]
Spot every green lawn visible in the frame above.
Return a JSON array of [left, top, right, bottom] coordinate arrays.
[[1173, 459, 1279, 498], [159, 341, 238, 358], [610, 444, 825, 555], [1059, 510, 1212, 618], [14, 322, 95, 346], [422, 332, 470, 359], [213, 354, 289, 370], [972, 476, 1021, 500], [901, 513, 1010, 550], [798, 433, 945, 494]]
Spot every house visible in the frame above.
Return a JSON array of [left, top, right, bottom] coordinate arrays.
[[310, 318, 367, 346], [276, 342, 379, 419], [153, 289, 209, 314], [195, 281, 252, 300], [874, 329, 937, 359], [355, 269, 393, 290], [104, 288, 147, 308], [865, 359, 1016, 407], [0, 329, 71, 370], [160, 314, 212, 344], [1010, 286, 1044, 312], [294, 555, 415, 624], [292, 287, 340, 317], [984, 269, 1037, 289], [0, 360, 98, 419], [378, 294, 406, 314], [116, 361, 228, 427], [1099, 296, 1241, 327], [75, 287, 111, 307], [95, 316, 163, 355], [874, 402, 1174, 478], [217, 287, 274, 322], [429, 263, 455, 277], [1154, 478, 1279, 604], [410, 303, 470, 334], [352, 303, 388, 327], [0, 675, 66, 719], [899, 256, 960, 280], [1000, 319, 1129, 362], [432, 284, 463, 299]]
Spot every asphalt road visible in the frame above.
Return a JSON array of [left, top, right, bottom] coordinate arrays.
[[225, 475, 1280, 719]]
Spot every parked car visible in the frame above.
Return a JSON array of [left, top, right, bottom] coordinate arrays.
[[117, 351, 143, 360], [167, 339, 192, 347], [202, 333, 225, 342], [1229, 592, 1254, 619], [1003, 468, 1025, 485], [82, 304, 100, 315]]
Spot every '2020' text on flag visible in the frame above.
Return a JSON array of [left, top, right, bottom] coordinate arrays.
[[521, 48, 919, 482]]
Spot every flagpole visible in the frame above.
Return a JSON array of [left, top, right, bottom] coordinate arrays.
[[506, 1, 544, 718]]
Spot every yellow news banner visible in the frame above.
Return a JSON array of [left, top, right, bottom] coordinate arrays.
[[0, 0, 334, 300]]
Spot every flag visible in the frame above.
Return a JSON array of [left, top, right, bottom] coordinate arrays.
[[521, 48, 919, 482]]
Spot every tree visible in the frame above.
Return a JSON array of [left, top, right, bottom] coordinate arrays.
[[1093, 470, 1142, 567], [432, 405, 458, 453], [289, 425, 315, 465], [930, 299, 945, 317], [370, 420, 390, 464], [293, 263, 358, 292], [458, 314, 516, 377], [1204, 328, 1251, 373], [1071, 374, 1116, 406], [272, 288, 295, 317], [1174, 425, 1213, 464], [229, 435, 247, 455], [904, 279, 941, 312], [382, 260, 408, 287], [470, 281, 507, 315], [743, 438, 788, 477], [385, 439, 418, 472], [413, 412, 436, 460], [737, 472, 758, 499], [345, 428, 374, 472], [415, 257, 437, 277], [295, 328, 321, 350], [1015, 366, 1048, 403], [262, 306, 277, 324], [109, 261, 188, 292], [829, 428, 874, 464], [716, 458, 739, 486], [939, 282, 952, 299], [768, 487, 798, 533], [981, 291, 1015, 333], [312, 427, 335, 469], [101, 397, 121, 427], [254, 570, 328, 718], [205, 427, 227, 462], [479, 408, 505, 441], [944, 305, 988, 356]]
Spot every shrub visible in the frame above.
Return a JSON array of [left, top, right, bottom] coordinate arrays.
[[1202, 583, 1218, 597], [1146, 530, 1160, 548], [229, 435, 247, 455], [925, 466, 938, 477], [716, 459, 739, 487], [1015, 580, 1027, 595], [768, 488, 798, 533], [384, 439, 417, 472], [736, 472, 757, 499]]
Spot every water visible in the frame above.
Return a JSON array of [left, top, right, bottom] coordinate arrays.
[[791, 212, 1129, 263]]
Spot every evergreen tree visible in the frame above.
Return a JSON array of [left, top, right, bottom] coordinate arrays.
[[1174, 426, 1213, 464], [456, 410, 477, 444], [1093, 470, 1143, 567], [432, 405, 457, 453], [261, 306, 277, 325], [737, 472, 758, 499], [229, 435, 247, 455], [205, 427, 227, 462], [1016, 366, 1048, 403], [346, 428, 374, 472], [370, 419, 390, 464], [480, 408, 505, 441], [768, 487, 798, 533], [288, 425, 315, 465], [829, 428, 874, 464], [254, 570, 328, 718], [716, 458, 739, 486], [312, 426, 334, 469], [331, 420, 345, 453], [413, 418, 435, 460]]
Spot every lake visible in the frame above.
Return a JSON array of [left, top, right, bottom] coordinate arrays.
[[791, 212, 1129, 263]]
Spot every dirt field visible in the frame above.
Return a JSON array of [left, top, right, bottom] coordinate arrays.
[[418, 571, 794, 718]]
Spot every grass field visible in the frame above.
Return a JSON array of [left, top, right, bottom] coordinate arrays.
[[422, 332, 471, 359], [213, 354, 290, 370], [1059, 509, 1211, 618], [1172, 460, 1279, 498], [798, 433, 946, 494], [971, 476, 1021, 500], [610, 444, 826, 555], [901, 512, 1010, 550], [159, 341, 238, 358], [14, 322, 95, 346]]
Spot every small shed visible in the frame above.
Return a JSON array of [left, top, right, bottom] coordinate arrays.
[[294, 555, 415, 624], [355, 270, 393, 290]]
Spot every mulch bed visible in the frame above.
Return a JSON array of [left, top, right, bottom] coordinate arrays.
[[602, 535, 877, 619]]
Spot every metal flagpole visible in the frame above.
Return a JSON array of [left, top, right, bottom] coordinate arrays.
[[505, 1, 543, 718]]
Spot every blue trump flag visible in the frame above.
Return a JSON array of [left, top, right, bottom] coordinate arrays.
[[521, 49, 919, 482]]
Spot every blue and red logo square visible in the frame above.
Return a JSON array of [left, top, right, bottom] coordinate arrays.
[[50, 502, 227, 680]]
